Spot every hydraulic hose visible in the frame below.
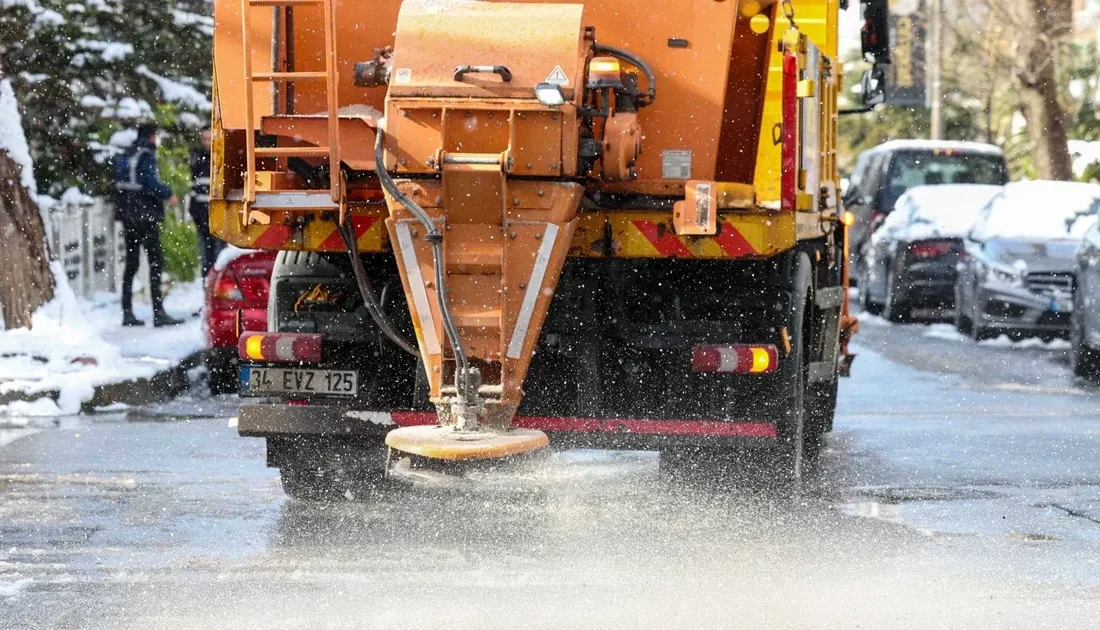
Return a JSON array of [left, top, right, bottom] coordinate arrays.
[[593, 43, 657, 107], [372, 126, 472, 398], [336, 221, 419, 357]]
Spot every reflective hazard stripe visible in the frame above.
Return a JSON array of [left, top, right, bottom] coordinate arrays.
[[506, 223, 559, 359], [395, 221, 440, 354], [115, 148, 152, 192]]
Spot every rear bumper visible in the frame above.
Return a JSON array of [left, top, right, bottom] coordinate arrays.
[[238, 404, 777, 448], [897, 263, 957, 305]]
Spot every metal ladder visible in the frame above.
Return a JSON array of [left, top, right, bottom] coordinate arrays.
[[239, 0, 342, 217]]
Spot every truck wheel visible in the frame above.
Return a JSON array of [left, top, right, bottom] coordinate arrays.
[[804, 378, 838, 454], [272, 438, 387, 501], [774, 253, 811, 487]]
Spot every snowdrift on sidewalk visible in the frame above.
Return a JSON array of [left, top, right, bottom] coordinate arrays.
[[0, 264, 204, 418]]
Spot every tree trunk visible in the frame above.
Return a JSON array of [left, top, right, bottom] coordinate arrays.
[[1018, 0, 1075, 181], [0, 151, 55, 329]]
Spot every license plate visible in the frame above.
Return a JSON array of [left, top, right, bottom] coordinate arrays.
[[1051, 298, 1074, 313], [240, 367, 358, 396]]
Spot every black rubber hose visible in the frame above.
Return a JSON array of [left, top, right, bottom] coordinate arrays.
[[372, 127, 471, 396], [593, 43, 656, 107], [336, 222, 419, 357]]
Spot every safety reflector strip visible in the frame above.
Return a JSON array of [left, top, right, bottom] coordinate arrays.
[[506, 223, 559, 359], [238, 333, 322, 363], [395, 221, 441, 354], [691, 344, 778, 374]]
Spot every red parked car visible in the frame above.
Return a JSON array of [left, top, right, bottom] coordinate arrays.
[[204, 249, 277, 395]]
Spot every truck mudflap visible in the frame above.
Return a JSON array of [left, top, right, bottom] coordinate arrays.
[[238, 404, 777, 441]]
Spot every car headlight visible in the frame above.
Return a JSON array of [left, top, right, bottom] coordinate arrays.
[[984, 264, 1025, 288]]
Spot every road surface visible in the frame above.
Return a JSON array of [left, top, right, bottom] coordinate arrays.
[[3, 314, 1100, 628]]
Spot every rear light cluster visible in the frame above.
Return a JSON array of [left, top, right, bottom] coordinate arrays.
[[908, 239, 956, 259], [211, 266, 270, 302], [692, 344, 778, 374], [212, 271, 244, 301], [239, 333, 323, 363]]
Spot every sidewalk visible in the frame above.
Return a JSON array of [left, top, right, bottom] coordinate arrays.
[[0, 264, 206, 421]]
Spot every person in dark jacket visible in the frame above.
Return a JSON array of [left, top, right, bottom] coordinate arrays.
[[189, 126, 223, 277], [114, 123, 183, 327]]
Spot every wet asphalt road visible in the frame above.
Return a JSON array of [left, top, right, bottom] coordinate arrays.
[[4, 314, 1100, 627]]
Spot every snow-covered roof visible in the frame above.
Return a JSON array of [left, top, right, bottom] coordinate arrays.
[[979, 180, 1100, 240], [899, 184, 1003, 240], [213, 245, 259, 272], [868, 139, 1005, 156]]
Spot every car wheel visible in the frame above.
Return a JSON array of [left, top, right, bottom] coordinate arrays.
[[1071, 307, 1100, 380], [859, 266, 884, 316], [883, 273, 909, 323], [953, 296, 973, 335], [206, 351, 239, 396]]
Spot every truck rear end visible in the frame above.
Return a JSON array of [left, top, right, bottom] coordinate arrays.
[[210, 0, 862, 496]]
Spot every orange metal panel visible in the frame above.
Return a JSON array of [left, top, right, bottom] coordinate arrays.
[[213, 0, 276, 129], [388, 2, 586, 101]]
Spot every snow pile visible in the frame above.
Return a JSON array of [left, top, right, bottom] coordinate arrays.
[[977, 181, 1100, 240], [0, 266, 206, 419], [0, 578, 32, 597], [923, 323, 1072, 350], [896, 185, 1002, 241], [0, 264, 129, 415]]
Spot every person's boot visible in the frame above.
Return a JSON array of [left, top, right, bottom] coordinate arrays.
[[153, 310, 184, 327], [122, 311, 146, 327]]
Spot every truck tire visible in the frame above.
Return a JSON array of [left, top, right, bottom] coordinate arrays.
[[804, 378, 837, 453], [271, 437, 387, 501], [774, 253, 811, 486]]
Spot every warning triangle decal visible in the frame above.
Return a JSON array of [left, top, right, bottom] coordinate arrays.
[[545, 65, 569, 86]]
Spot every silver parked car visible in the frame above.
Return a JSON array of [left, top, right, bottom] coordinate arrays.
[[955, 181, 1100, 341]]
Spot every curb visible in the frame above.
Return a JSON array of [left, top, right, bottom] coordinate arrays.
[[82, 351, 207, 412], [0, 351, 207, 413]]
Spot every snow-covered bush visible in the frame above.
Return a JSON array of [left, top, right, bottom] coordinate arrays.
[[0, 0, 213, 197]]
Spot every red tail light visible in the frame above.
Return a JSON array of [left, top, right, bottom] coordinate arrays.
[[692, 345, 779, 374], [239, 332, 323, 363], [908, 239, 956, 259], [212, 270, 244, 301]]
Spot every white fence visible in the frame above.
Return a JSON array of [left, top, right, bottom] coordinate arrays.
[[47, 197, 124, 297]]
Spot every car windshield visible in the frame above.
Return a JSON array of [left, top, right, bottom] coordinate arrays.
[[884, 151, 1007, 210]]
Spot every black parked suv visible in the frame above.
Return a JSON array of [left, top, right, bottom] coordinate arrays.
[[843, 140, 1009, 278]]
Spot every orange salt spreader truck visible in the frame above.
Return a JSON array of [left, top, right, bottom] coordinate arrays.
[[210, 0, 891, 497]]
